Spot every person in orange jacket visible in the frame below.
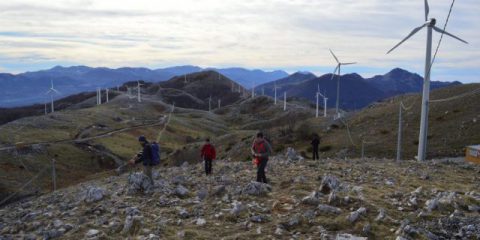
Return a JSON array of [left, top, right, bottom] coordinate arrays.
[[251, 132, 273, 183]]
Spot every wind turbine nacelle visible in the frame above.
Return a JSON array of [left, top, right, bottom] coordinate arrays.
[[428, 18, 436, 26]]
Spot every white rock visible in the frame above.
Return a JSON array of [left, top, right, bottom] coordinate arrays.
[[196, 218, 206, 226]]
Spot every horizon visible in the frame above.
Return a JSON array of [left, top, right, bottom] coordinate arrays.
[[0, 0, 479, 83]]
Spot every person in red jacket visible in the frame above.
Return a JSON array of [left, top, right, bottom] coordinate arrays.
[[201, 138, 216, 176]]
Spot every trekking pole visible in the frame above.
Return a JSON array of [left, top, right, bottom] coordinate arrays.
[[51, 158, 57, 191]]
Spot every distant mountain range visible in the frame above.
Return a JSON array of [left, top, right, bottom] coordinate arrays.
[[0, 65, 288, 107], [257, 68, 461, 110]]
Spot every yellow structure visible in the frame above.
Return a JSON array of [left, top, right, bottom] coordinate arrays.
[[466, 145, 480, 164]]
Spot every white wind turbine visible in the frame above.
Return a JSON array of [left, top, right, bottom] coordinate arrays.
[[329, 49, 356, 119], [96, 87, 102, 105], [45, 80, 60, 113], [274, 81, 278, 105], [316, 84, 328, 118], [105, 88, 109, 103], [137, 81, 144, 103], [387, 0, 468, 161]]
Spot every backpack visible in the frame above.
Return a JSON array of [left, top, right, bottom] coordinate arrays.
[[203, 144, 215, 159], [254, 140, 267, 155], [151, 142, 160, 166]]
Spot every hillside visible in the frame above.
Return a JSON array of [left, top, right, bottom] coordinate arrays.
[[282, 83, 480, 161], [0, 156, 479, 239], [0, 80, 478, 212]]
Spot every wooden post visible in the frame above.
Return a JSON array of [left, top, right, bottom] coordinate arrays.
[[52, 158, 57, 191]]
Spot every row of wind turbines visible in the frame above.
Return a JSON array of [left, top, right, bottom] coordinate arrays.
[[44, 80, 145, 114]]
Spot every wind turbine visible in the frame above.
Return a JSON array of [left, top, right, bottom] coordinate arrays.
[[45, 80, 60, 113], [316, 85, 328, 118], [252, 80, 256, 98], [96, 87, 102, 105], [137, 81, 143, 103], [105, 88, 109, 103], [387, 0, 468, 161], [283, 91, 287, 111], [274, 82, 278, 105], [329, 49, 356, 119]]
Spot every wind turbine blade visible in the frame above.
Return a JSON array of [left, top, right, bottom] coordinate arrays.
[[341, 62, 357, 65], [432, 26, 468, 44], [45, 89, 52, 95], [387, 23, 427, 54], [51, 88, 60, 94], [329, 49, 339, 63], [330, 65, 340, 81], [424, 0, 429, 22], [50, 79, 54, 89]]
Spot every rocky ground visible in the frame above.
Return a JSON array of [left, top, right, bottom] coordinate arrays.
[[1, 151, 479, 240]]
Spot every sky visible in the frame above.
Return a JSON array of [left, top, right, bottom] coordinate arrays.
[[0, 0, 479, 83]]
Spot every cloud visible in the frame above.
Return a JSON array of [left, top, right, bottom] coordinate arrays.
[[0, 0, 478, 82]]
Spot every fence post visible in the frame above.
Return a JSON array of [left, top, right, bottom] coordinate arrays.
[[52, 158, 57, 191]]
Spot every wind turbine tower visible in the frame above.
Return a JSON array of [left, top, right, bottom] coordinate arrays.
[[106, 88, 109, 103], [137, 81, 143, 103], [329, 49, 356, 119], [45, 80, 60, 113], [387, 0, 467, 161]]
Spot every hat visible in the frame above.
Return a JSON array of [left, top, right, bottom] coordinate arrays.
[[138, 136, 147, 142]]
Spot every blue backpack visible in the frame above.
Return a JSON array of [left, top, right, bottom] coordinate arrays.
[[151, 142, 160, 166]]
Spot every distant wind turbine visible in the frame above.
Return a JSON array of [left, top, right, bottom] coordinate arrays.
[[45, 80, 60, 113], [283, 91, 287, 111], [316, 84, 328, 118], [387, 0, 468, 161], [105, 88, 109, 103], [137, 81, 143, 103], [329, 49, 356, 119]]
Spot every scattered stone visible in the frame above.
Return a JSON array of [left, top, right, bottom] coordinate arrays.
[[319, 175, 340, 194], [375, 208, 386, 222], [317, 204, 342, 215], [175, 185, 190, 198], [242, 181, 271, 196], [196, 218, 206, 226], [425, 198, 439, 212], [122, 215, 143, 236], [335, 233, 367, 240], [286, 147, 304, 162], [347, 207, 367, 223], [86, 229, 101, 238], [84, 186, 106, 203], [302, 191, 322, 206], [178, 208, 190, 219], [127, 173, 153, 195], [231, 201, 246, 216], [212, 185, 226, 197]]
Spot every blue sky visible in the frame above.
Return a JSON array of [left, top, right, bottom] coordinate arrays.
[[0, 0, 479, 83]]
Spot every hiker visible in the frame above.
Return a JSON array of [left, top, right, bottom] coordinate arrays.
[[129, 136, 159, 185], [311, 133, 320, 160], [251, 132, 272, 183], [200, 138, 216, 176]]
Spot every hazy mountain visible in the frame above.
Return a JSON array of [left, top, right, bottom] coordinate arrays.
[[210, 67, 289, 89], [0, 66, 287, 107], [256, 72, 317, 89], [365, 68, 462, 96], [257, 68, 460, 110]]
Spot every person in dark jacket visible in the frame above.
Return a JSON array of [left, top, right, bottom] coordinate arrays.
[[200, 138, 216, 176], [251, 132, 273, 183], [129, 135, 154, 185], [311, 134, 320, 160]]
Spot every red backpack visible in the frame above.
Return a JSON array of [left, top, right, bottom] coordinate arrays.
[[202, 144, 216, 160], [254, 140, 267, 155]]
